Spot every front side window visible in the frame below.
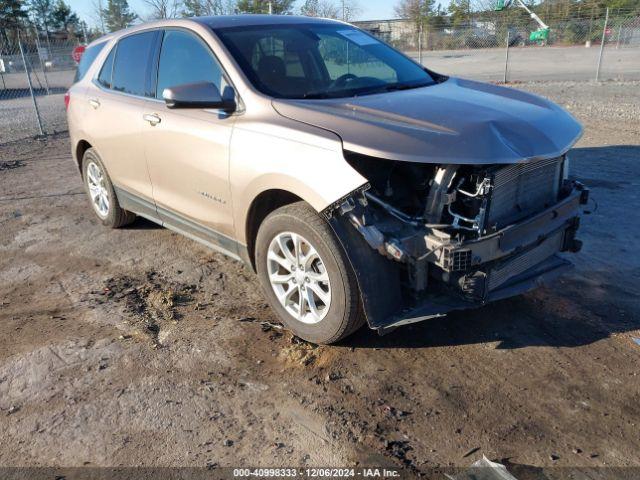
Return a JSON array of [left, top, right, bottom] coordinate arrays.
[[111, 31, 157, 97], [156, 29, 224, 99], [214, 23, 434, 99]]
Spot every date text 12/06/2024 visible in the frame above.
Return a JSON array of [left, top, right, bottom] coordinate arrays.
[[232, 468, 401, 477]]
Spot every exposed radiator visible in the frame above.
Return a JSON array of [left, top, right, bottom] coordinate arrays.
[[487, 156, 562, 229], [488, 230, 564, 291]]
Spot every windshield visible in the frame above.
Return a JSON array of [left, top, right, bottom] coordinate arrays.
[[214, 23, 435, 99]]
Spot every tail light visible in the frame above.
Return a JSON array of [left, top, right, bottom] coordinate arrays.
[[64, 91, 70, 110]]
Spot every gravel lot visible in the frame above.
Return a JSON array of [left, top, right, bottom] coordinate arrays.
[[0, 93, 68, 143], [415, 44, 640, 82], [1, 69, 72, 143], [0, 81, 639, 477]]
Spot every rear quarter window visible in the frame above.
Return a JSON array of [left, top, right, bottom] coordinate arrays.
[[97, 45, 116, 89], [74, 42, 106, 83]]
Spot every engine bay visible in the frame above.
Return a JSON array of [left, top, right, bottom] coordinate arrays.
[[324, 150, 588, 331]]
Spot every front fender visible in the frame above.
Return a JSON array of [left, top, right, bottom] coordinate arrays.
[[229, 119, 367, 245]]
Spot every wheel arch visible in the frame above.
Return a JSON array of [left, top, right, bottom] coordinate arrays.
[[245, 189, 304, 271], [75, 139, 93, 173]]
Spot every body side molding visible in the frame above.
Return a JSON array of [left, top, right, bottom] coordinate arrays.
[[113, 185, 250, 264]]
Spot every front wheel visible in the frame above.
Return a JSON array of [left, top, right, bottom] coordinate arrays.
[[255, 202, 364, 344]]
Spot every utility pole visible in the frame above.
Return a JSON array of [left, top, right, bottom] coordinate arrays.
[[268, 1, 273, 15]]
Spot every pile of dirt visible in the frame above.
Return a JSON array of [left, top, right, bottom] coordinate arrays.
[[277, 334, 340, 370], [99, 272, 196, 346], [279, 335, 319, 366]]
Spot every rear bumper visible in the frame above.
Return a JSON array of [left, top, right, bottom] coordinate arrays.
[[328, 181, 589, 334]]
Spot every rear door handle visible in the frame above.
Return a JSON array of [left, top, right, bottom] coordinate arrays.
[[88, 98, 100, 109], [143, 113, 161, 126]]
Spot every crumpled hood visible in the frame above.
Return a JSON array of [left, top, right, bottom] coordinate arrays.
[[272, 77, 582, 164]]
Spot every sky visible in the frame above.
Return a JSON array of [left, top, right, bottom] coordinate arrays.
[[67, 0, 398, 28]]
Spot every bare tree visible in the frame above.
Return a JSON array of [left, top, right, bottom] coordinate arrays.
[[394, 0, 436, 32], [182, 0, 236, 16], [143, 0, 181, 19], [300, 0, 339, 18], [339, 0, 360, 22], [91, 0, 106, 33], [394, 0, 435, 22]]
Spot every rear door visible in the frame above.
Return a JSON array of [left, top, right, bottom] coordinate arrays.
[[142, 28, 238, 250], [82, 30, 160, 215]]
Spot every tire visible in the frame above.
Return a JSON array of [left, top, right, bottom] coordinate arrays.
[[255, 202, 364, 344], [82, 148, 135, 228]]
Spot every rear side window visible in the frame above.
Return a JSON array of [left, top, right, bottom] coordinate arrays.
[[155, 30, 223, 99], [74, 42, 106, 83], [97, 46, 116, 88], [111, 31, 157, 97]]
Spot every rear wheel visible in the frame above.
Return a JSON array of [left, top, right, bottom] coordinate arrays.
[[82, 148, 135, 228], [255, 202, 364, 344]]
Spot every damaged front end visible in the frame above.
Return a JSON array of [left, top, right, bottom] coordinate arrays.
[[324, 151, 589, 334]]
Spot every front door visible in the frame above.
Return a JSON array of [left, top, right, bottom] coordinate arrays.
[[143, 29, 238, 253]]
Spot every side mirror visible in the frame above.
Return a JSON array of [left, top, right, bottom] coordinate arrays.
[[163, 82, 236, 112]]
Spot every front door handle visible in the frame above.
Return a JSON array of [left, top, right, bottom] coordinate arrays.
[[88, 98, 100, 109], [143, 113, 161, 126]]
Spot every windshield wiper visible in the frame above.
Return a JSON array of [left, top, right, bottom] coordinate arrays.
[[386, 82, 432, 91], [300, 81, 433, 100], [356, 81, 434, 96]]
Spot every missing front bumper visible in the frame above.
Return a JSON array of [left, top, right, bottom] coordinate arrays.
[[377, 254, 573, 333], [327, 183, 588, 334]]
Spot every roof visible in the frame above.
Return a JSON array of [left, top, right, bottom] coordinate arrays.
[[193, 14, 343, 29], [85, 15, 346, 48]]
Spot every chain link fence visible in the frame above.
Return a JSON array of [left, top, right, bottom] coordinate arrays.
[[1, 12, 639, 145], [1, 30, 79, 144], [355, 11, 640, 83]]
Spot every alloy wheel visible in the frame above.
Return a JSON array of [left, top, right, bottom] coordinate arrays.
[[86, 161, 110, 218], [267, 232, 331, 324]]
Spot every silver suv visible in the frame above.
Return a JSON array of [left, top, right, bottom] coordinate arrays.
[[67, 15, 588, 344]]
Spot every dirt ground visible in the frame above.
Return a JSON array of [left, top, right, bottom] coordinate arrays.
[[1, 81, 639, 477]]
